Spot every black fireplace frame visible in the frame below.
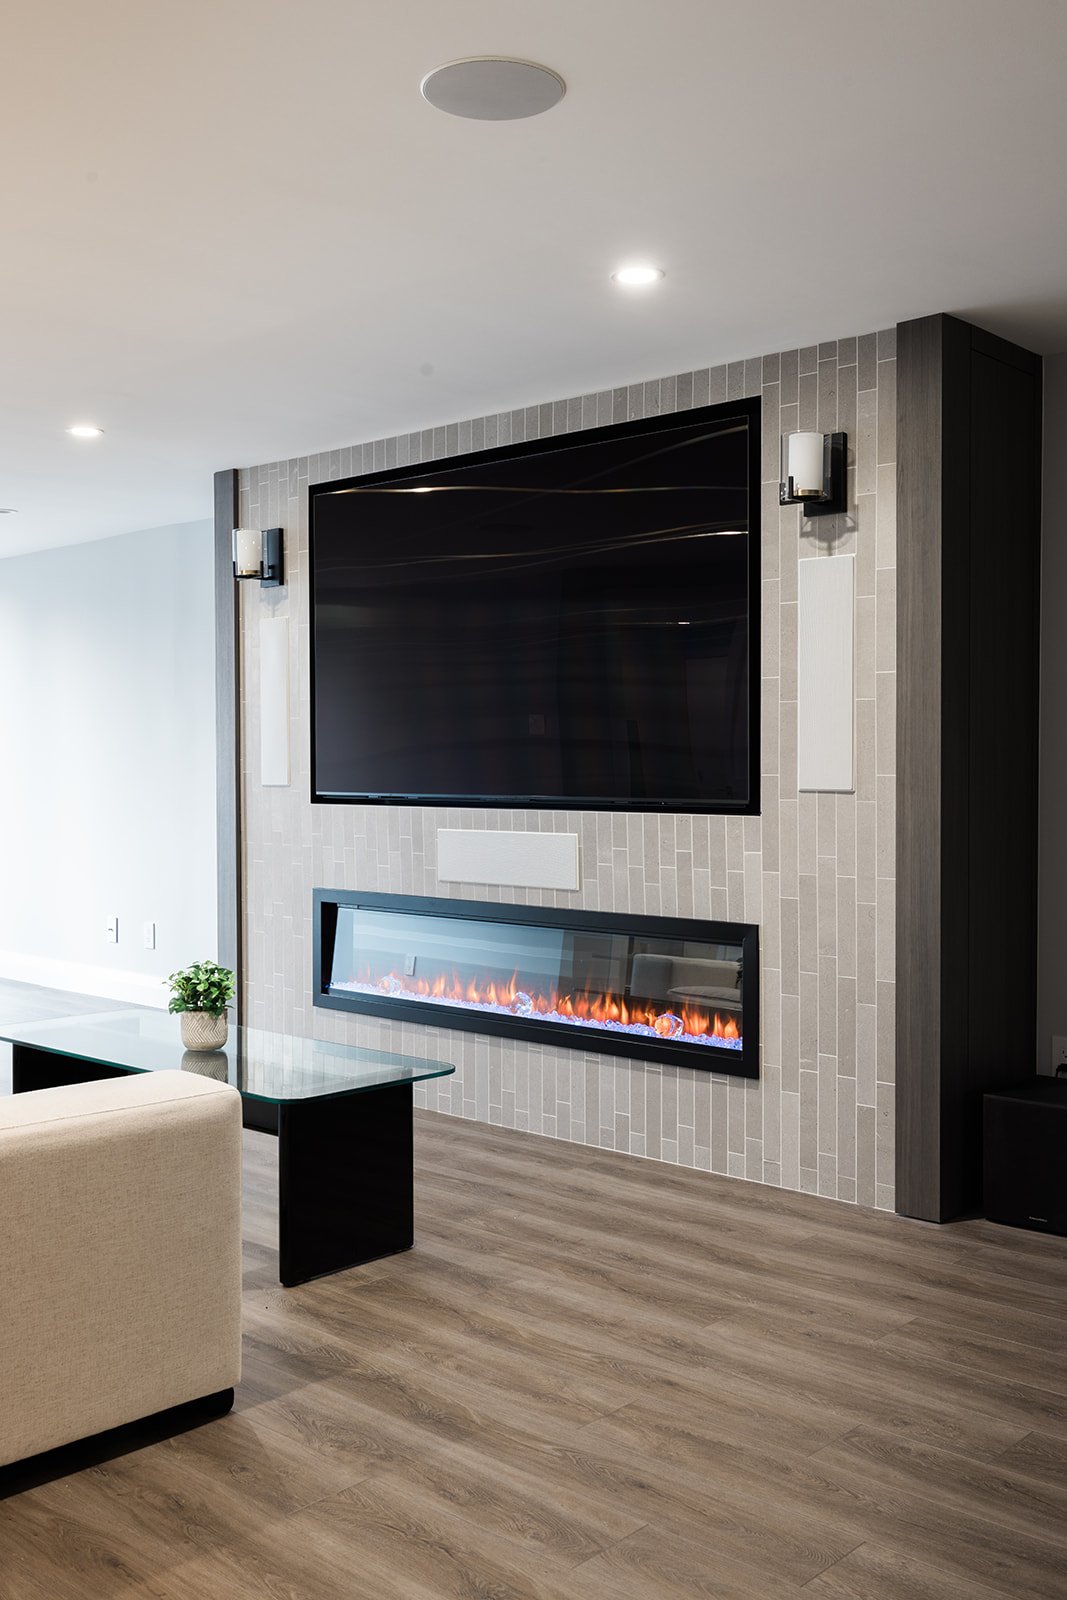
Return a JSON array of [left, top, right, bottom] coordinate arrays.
[[313, 889, 759, 1079]]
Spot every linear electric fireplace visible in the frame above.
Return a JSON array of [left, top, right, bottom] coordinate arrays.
[[314, 890, 758, 1078]]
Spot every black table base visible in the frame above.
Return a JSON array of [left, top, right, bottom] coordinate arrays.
[[12, 1045, 128, 1095], [279, 1083, 413, 1286]]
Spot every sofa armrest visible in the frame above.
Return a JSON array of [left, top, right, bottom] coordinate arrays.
[[0, 1070, 242, 1467]]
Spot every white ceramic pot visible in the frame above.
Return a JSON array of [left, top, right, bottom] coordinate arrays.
[[180, 1010, 229, 1052]]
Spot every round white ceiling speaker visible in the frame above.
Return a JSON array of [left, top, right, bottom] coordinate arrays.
[[420, 58, 566, 121]]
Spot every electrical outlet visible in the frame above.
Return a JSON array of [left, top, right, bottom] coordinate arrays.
[[1052, 1036, 1067, 1073], [143, 921, 156, 950], [106, 916, 119, 944], [404, 954, 417, 977]]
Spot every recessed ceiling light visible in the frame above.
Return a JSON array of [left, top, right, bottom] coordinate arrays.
[[0, 507, 17, 514], [66, 424, 104, 438], [612, 265, 664, 288], [420, 58, 565, 121]]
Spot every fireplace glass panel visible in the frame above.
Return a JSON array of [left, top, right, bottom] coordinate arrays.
[[328, 904, 744, 1057]]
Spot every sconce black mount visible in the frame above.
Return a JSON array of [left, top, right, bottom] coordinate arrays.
[[258, 527, 284, 587]]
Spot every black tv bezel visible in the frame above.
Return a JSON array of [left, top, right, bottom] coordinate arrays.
[[308, 395, 762, 816]]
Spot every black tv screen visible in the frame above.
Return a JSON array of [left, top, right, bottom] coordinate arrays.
[[310, 398, 759, 812]]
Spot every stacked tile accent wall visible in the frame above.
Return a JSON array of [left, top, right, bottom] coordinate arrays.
[[238, 330, 897, 1208]]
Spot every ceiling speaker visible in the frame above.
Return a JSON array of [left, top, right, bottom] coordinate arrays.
[[420, 58, 566, 121]]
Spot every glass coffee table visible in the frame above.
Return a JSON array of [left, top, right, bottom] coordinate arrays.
[[0, 1009, 454, 1287]]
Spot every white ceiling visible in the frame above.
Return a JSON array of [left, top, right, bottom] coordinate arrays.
[[4, 0, 1067, 556]]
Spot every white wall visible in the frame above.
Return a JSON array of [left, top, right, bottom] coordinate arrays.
[[1038, 353, 1067, 1071], [0, 520, 217, 1005]]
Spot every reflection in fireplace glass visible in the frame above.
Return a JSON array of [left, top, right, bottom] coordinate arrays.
[[328, 905, 743, 1055]]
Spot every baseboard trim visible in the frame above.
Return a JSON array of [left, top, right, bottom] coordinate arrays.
[[0, 950, 168, 1008]]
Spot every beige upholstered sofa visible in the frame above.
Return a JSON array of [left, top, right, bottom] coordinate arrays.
[[0, 1069, 242, 1469]]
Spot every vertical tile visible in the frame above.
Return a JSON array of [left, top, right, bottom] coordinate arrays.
[[799, 370, 818, 430], [876, 876, 896, 983], [876, 1079, 895, 1203], [876, 567, 897, 672], [837, 1072, 857, 1188], [779, 349, 799, 406], [780, 1090, 800, 1190], [837, 875, 857, 978], [799, 1068, 819, 1170], [858, 333, 878, 391], [799, 873, 818, 973], [780, 896, 800, 997], [762, 394, 782, 487], [857, 386, 877, 497], [817, 359, 838, 432], [876, 980, 897, 1085], [877, 673, 896, 775], [838, 360, 858, 443], [800, 970, 818, 1067], [781, 993, 800, 1096]]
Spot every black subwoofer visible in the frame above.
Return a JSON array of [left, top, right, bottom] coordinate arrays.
[[983, 1080, 1067, 1237]]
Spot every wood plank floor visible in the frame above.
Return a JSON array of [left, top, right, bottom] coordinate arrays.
[[2, 1109, 1065, 1599]]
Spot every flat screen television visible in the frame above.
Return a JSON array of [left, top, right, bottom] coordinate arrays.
[[310, 396, 760, 813]]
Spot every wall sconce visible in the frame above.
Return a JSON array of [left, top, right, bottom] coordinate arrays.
[[232, 527, 284, 587], [779, 432, 847, 517]]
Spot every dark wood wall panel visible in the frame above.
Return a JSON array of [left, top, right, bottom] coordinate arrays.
[[214, 469, 241, 994], [895, 315, 946, 1222], [896, 315, 1041, 1221], [937, 317, 975, 1219]]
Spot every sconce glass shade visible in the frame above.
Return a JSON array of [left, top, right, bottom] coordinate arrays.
[[233, 527, 264, 577], [232, 527, 284, 587], [781, 433, 826, 500], [779, 432, 847, 517]]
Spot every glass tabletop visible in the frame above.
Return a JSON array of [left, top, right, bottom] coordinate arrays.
[[0, 1009, 455, 1104]]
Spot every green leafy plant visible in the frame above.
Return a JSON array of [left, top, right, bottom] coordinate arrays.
[[166, 960, 235, 1018]]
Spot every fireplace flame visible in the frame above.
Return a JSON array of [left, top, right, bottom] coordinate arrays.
[[356, 963, 741, 1046]]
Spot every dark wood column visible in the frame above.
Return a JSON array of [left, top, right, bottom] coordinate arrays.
[[895, 314, 1041, 1221], [214, 469, 242, 1000]]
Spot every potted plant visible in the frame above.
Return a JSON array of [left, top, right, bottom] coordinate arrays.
[[166, 960, 236, 1051]]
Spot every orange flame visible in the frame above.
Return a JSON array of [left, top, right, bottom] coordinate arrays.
[[359, 962, 741, 1045]]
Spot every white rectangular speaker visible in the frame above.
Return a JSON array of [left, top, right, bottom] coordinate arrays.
[[259, 617, 290, 787], [437, 829, 580, 891], [798, 555, 855, 792]]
